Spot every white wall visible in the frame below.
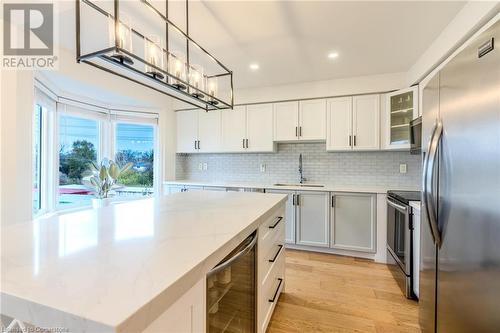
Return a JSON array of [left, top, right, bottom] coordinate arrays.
[[174, 72, 407, 110], [1, 70, 35, 226], [407, 1, 500, 85], [235, 72, 407, 105]]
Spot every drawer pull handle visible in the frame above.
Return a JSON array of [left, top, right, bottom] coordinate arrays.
[[268, 278, 283, 303], [269, 244, 284, 263], [269, 216, 283, 229]]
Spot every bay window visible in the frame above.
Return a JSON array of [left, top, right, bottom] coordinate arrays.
[[33, 84, 161, 215]]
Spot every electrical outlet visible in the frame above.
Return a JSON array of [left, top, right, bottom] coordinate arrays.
[[198, 163, 203, 171], [399, 163, 407, 174], [260, 163, 266, 173], [203, 163, 208, 171]]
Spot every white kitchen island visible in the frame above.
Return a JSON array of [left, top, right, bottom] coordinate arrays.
[[1, 191, 287, 333]]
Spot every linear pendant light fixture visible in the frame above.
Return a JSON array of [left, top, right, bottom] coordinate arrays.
[[76, 0, 234, 111]]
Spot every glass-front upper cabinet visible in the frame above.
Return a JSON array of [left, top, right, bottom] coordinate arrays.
[[384, 86, 418, 150]]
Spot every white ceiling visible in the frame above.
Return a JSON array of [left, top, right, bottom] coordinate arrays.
[[58, 1, 465, 91], [182, 1, 466, 89]]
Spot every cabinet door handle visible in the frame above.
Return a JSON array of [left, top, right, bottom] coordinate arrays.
[[295, 126, 298, 137], [242, 139, 245, 149], [292, 194, 296, 206], [296, 194, 300, 206], [245, 139, 249, 148], [269, 216, 283, 229], [299, 126, 302, 137], [331, 195, 335, 207], [268, 278, 283, 303], [349, 135, 352, 146], [353, 135, 356, 146], [269, 245, 284, 263], [194, 141, 197, 150]]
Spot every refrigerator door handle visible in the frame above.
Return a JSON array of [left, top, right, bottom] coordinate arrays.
[[423, 120, 443, 247]]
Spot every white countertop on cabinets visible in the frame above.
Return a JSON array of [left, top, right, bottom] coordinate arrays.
[[164, 180, 421, 194], [1, 191, 287, 333]]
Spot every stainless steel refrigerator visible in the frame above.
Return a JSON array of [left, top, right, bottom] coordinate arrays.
[[420, 18, 500, 333]]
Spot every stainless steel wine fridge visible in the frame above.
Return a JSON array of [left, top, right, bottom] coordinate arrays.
[[207, 232, 257, 333]]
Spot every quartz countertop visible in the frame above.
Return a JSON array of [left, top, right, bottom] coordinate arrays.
[[164, 180, 421, 194], [1, 191, 287, 332]]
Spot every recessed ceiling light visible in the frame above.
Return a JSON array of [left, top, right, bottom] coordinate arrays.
[[249, 63, 260, 70], [328, 52, 339, 59]]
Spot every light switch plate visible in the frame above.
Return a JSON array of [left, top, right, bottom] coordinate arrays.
[[399, 163, 407, 174], [198, 163, 203, 171], [203, 163, 208, 170], [260, 164, 266, 173]]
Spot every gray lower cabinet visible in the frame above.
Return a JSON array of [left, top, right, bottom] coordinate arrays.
[[296, 191, 330, 247], [330, 192, 376, 252], [166, 184, 376, 254], [266, 190, 295, 244]]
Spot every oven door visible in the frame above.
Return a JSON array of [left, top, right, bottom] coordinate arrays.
[[386, 197, 411, 275]]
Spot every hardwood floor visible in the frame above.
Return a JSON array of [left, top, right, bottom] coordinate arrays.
[[267, 249, 421, 333]]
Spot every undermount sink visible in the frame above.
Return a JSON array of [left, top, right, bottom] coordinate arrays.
[[273, 183, 325, 188]]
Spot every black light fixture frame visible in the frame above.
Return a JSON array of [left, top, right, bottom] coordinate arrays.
[[76, 0, 234, 111]]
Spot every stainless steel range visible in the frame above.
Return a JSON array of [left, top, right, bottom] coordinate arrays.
[[386, 190, 420, 299]]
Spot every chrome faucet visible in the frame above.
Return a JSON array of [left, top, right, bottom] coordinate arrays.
[[299, 154, 306, 184]]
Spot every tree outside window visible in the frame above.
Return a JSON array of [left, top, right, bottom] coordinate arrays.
[[114, 123, 155, 197], [58, 114, 99, 207]]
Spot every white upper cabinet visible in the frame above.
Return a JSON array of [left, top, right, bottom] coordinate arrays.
[[176, 110, 199, 153], [274, 100, 326, 142], [177, 93, 383, 153], [327, 97, 352, 151], [383, 86, 418, 150], [198, 110, 221, 153], [221, 106, 246, 152], [274, 102, 299, 141], [298, 99, 327, 141], [327, 94, 380, 151], [246, 104, 275, 152], [352, 94, 380, 150]]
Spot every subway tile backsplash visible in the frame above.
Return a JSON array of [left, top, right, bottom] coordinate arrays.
[[176, 143, 422, 189]]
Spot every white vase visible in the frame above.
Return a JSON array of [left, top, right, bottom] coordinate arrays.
[[92, 198, 113, 209]]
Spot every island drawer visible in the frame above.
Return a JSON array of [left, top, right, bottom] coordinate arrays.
[[259, 219, 284, 262], [258, 206, 285, 243], [258, 229, 285, 283], [258, 249, 285, 333]]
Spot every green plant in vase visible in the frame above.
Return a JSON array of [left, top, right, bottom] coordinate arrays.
[[83, 158, 133, 207]]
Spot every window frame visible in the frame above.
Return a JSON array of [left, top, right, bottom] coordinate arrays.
[[56, 108, 105, 210], [33, 104, 43, 215], [33, 88, 56, 217], [111, 119, 159, 197]]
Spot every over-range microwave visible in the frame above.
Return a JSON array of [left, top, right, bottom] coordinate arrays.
[[409, 116, 422, 155]]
